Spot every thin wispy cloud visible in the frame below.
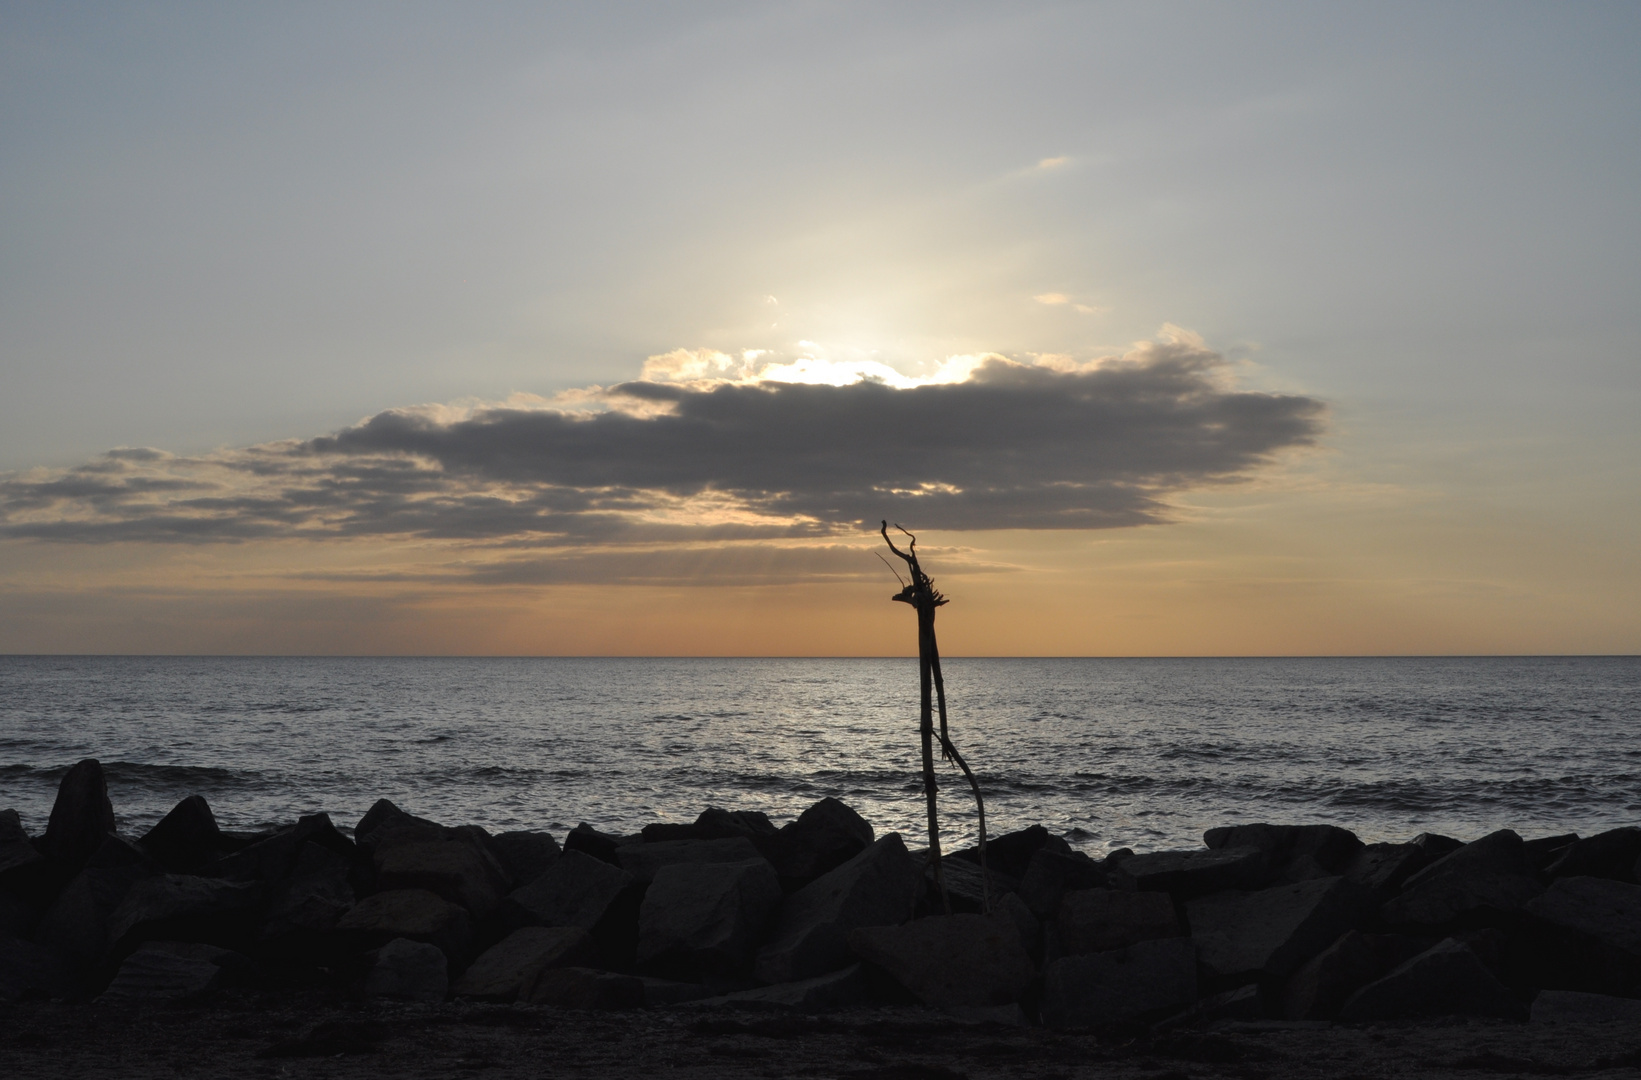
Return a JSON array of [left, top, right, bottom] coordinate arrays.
[[0, 333, 1324, 554]]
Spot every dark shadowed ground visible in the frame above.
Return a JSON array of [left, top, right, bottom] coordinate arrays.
[[4, 993, 1640, 1080]]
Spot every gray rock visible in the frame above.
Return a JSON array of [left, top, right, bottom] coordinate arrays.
[[42, 759, 116, 870], [564, 823, 632, 864], [689, 964, 871, 1010], [1162, 983, 1267, 1028], [138, 795, 222, 872], [1205, 824, 1363, 881], [758, 797, 875, 886], [354, 799, 442, 843], [34, 864, 152, 967], [849, 912, 1034, 1008], [106, 873, 263, 949], [491, 831, 561, 888], [949, 825, 1072, 881], [364, 937, 447, 1002], [260, 842, 355, 938], [994, 891, 1041, 962], [1339, 938, 1527, 1021], [1281, 930, 1430, 1020], [337, 888, 475, 961], [1187, 876, 1371, 980], [1546, 828, 1641, 884], [373, 826, 511, 919], [205, 813, 354, 884], [1058, 888, 1179, 955], [0, 809, 43, 877], [1344, 842, 1429, 895], [616, 837, 763, 885], [921, 854, 1019, 915], [1522, 833, 1579, 873], [1524, 875, 1641, 957], [1018, 847, 1105, 919], [641, 977, 721, 1005], [499, 848, 635, 931], [1531, 989, 1641, 1024], [452, 926, 596, 1001], [1110, 846, 1266, 899], [1041, 937, 1198, 1028], [637, 857, 782, 976], [754, 833, 921, 985], [693, 807, 778, 840], [527, 966, 645, 1009], [0, 933, 73, 1002], [99, 945, 223, 1002], [1381, 830, 1544, 927]]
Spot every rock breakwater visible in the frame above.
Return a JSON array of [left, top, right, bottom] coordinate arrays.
[[3, 759, 1640, 1029]]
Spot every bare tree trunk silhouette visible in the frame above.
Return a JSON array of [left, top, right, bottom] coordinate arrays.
[[881, 521, 990, 915]]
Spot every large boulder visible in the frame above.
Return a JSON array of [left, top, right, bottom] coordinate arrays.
[[691, 964, 870, 1011], [1186, 876, 1372, 981], [260, 842, 355, 940], [1344, 842, 1430, 896], [354, 799, 442, 843], [1339, 938, 1527, 1021], [637, 858, 782, 977], [499, 849, 635, 931], [98, 944, 225, 1002], [1040, 937, 1198, 1028], [757, 798, 875, 887], [949, 825, 1072, 881], [105, 873, 264, 952], [563, 823, 631, 864], [1524, 876, 1641, 958], [1018, 848, 1106, 920], [0, 809, 44, 877], [1280, 930, 1431, 1019], [692, 807, 779, 841], [336, 888, 474, 961], [41, 759, 116, 870], [616, 837, 763, 885], [0, 933, 74, 1001], [1057, 888, 1180, 956], [1381, 829, 1544, 928], [1110, 846, 1266, 899], [1531, 989, 1641, 1024], [138, 796, 222, 872], [527, 966, 645, 1009], [452, 926, 596, 1001], [849, 912, 1034, 1008], [490, 831, 561, 888], [205, 813, 355, 885], [1205, 824, 1363, 882], [920, 855, 1018, 915], [754, 833, 921, 985], [372, 826, 511, 919], [1546, 828, 1641, 884], [363, 937, 447, 1002], [33, 862, 153, 968]]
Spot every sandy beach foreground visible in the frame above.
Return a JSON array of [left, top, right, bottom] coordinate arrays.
[[4, 993, 1640, 1080]]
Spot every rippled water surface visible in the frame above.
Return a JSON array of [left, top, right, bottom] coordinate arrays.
[[2, 656, 1637, 852]]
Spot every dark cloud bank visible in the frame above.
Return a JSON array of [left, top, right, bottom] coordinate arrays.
[[0, 340, 1324, 550]]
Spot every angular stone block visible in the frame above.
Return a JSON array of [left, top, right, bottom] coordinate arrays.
[[42, 759, 116, 870], [99, 945, 223, 1002], [1344, 842, 1428, 895], [0, 933, 74, 1002], [1382, 830, 1544, 927], [499, 848, 635, 930], [138, 795, 222, 872], [754, 833, 921, 985], [374, 828, 511, 919], [1187, 876, 1371, 980], [1057, 887, 1179, 955], [1041, 937, 1198, 1028], [1531, 989, 1641, 1024], [1525, 875, 1641, 957], [1339, 938, 1527, 1022], [637, 857, 781, 976], [364, 937, 447, 1002], [616, 837, 763, 885], [1280, 930, 1429, 1020], [106, 873, 263, 949], [693, 964, 872, 1010], [849, 912, 1034, 1008], [1546, 829, 1641, 884], [527, 966, 645, 1010], [757, 798, 874, 887], [452, 926, 595, 1001], [1018, 847, 1106, 919], [0, 809, 43, 877], [490, 831, 561, 888], [337, 888, 474, 961], [1111, 846, 1266, 899], [949, 825, 1071, 881]]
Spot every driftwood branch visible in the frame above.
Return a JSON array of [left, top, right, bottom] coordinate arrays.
[[880, 520, 989, 915]]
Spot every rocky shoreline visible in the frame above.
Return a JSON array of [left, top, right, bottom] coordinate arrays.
[[4, 758, 1641, 1073]]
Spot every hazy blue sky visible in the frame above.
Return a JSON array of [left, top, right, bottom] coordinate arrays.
[[2, 2, 1638, 654]]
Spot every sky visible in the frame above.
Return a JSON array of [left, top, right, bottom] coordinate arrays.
[[1, 1, 1638, 656]]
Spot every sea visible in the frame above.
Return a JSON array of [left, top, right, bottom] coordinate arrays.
[[1, 656, 1637, 855]]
